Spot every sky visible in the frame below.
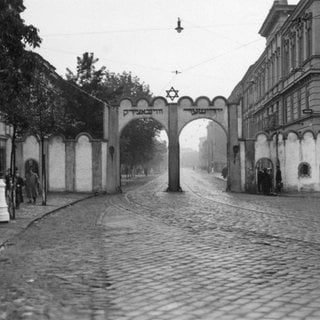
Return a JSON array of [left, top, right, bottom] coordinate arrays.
[[22, 0, 300, 150]]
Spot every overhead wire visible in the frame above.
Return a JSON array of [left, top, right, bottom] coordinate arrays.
[[182, 18, 244, 45], [34, 12, 268, 90], [156, 73, 179, 97], [39, 34, 264, 77], [180, 38, 263, 73], [41, 22, 260, 38], [40, 46, 172, 74], [38, 13, 320, 95]]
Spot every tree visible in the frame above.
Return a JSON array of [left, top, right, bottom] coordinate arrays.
[[64, 53, 107, 138], [145, 139, 167, 174], [66, 52, 153, 102], [26, 56, 68, 205], [0, 0, 41, 218], [120, 119, 164, 175]]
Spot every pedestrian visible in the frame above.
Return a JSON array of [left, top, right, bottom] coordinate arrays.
[[257, 169, 263, 193], [222, 167, 228, 179], [5, 168, 11, 200], [25, 168, 39, 204], [261, 168, 271, 195], [15, 171, 24, 209], [275, 165, 282, 193]]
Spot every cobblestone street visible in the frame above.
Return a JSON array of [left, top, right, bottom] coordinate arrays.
[[1, 169, 320, 320]]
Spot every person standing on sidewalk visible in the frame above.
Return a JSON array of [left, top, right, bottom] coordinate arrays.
[[25, 169, 39, 204], [261, 168, 272, 195], [15, 171, 24, 209], [5, 169, 11, 200]]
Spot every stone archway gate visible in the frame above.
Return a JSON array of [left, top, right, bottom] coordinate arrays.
[[104, 95, 232, 193]]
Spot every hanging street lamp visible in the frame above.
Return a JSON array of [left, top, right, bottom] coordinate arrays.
[[175, 18, 184, 33]]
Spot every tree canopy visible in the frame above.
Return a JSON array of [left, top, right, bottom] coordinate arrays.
[[65, 52, 153, 102], [120, 118, 162, 165], [0, 0, 41, 137]]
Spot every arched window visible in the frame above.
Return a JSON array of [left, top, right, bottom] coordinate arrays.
[[298, 162, 311, 178]]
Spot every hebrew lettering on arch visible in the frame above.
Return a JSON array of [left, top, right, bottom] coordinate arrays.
[[153, 109, 163, 114]]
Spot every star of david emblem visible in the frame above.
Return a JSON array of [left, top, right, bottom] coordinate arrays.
[[166, 86, 179, 101]]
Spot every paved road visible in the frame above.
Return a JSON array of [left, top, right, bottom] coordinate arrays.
[[0, 169, 320, 320]]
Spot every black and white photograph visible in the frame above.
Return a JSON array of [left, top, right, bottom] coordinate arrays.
[[1, 0, 320, 319]]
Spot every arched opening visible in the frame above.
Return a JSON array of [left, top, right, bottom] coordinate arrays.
[[298, 162, 311, 178], [179, 118, 227, 189], [119, 118, 168, 184], [255, 158, 273, 193]]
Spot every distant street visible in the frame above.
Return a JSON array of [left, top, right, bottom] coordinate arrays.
[[1, 169, 320, 320]]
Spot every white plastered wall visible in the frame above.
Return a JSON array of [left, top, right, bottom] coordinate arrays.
[[255, 134, 270, 162], [299, 132, 317, 191], [49, 136, 66, 191], [23, 135, 39, 172], [75, 135, 92, 192], [284, 132, 300, 190]]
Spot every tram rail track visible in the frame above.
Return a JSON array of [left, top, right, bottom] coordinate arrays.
[[104, 175, 320, 249]]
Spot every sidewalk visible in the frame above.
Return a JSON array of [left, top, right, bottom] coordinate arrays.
[[0, 192, 94, 249], [0, 175, 159, 251]]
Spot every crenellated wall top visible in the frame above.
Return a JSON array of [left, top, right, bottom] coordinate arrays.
[[118, 95, 228, 108]]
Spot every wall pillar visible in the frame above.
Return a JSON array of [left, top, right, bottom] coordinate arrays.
[[106, 105, 121, 193], [167, 104, 181, 192], [92, 141, 102, 192], [227, 103, 242, 192], [65, 140, 75, 192], [244, 139, 256, 193]]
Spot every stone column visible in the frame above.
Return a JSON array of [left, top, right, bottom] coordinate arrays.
[[167, 103, 181, 192], [244, 139, 256, 193], [227, 103, 242, 192], [106, 104, 121, 193]]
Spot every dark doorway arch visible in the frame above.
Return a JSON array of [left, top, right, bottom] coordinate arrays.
[[120, 117, 168, 183], [256, 157, 273, 193]]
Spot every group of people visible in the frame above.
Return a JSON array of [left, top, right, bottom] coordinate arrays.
[[5, 168, 40, 208], [257, 165, 282, 195]]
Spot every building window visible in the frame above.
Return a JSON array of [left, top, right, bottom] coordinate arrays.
[[297, 88, 302, 117], [283, 39, 289, 76], [298, 162, 311, 178], [284, 95, 292, 123], [290, 33, 296, 70], [293, 91, 298, 120], [305, 14, 312, 58], [276, 49, 281, 81], [297, 24, 303, 65], [306, 85, 310, 109]]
